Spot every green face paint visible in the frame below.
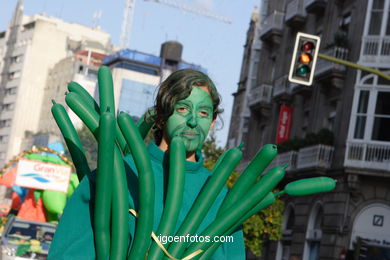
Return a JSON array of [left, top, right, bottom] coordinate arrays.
[[166, 87, 214, 152]]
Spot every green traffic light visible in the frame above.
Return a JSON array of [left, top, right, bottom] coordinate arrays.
[[296, 65, 310, 75]]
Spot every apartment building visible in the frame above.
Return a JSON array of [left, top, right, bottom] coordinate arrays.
[[0, 0, 111, 165], [36, 49, 107, 137], [228, 0, 390, 259]]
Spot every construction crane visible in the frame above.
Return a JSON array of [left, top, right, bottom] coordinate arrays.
[[144, 0, 232, 24], [119, 0, 231, 49], [120, 0, 136, 49], [92, 10, 102, 28]]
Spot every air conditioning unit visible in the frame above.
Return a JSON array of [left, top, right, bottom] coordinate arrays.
[[306, 229, 322, 241]]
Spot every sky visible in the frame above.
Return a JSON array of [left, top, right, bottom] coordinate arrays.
[[0, 0, 260, 147]]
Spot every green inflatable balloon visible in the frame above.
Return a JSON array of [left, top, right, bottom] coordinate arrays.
[[66, 173, 80, 198], [284, 177, 336, 196], [42, 190, 67, 215]]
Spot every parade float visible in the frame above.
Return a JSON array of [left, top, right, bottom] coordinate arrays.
[[0, 145, 78, 258]]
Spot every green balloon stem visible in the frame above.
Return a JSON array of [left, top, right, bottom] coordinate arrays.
[[274, 190, 285, 197]]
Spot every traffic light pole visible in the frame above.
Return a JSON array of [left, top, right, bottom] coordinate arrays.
[[317, 53, 390, 81]]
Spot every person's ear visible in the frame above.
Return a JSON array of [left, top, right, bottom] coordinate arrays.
[[210, 119, 216, 130]]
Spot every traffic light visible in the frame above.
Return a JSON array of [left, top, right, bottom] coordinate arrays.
[[288, 32, 321, 86]]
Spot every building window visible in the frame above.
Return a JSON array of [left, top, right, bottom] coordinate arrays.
[[10, 55, 22, 64], [115, 61, 159, 76], [5, 87, 17, 95], [1, 103, 14, 111], [0, 135, 8, 143], [354, 90, 370, 139], [8, 71, 20, 80], [372, 91, 390, 141], [368, 0, 384, 35], [87, 69, 98, 79], [303, 203, 323, 260], [0, 119, 11, 128], [276, 205, 295, 260]]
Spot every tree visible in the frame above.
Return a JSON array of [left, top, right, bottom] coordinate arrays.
[[202, 130, 224, 171], [202, 133, 284, 257]]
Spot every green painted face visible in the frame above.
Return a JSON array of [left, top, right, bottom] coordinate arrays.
[[166, 87, 214, 152]]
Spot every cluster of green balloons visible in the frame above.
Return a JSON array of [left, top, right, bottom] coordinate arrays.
[[51, 66, 336, 260]]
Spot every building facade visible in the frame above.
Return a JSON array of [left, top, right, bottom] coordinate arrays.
[[228, 0, 390, 259], [0, 0, 112, 166]]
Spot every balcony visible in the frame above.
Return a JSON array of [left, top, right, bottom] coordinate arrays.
[[360, 36, 390, 66], [304, 0, 327, 14], [344, 141, 390, 172], [296, 144, 334, 169], [285, 0, 306, 27], [273, 75, 291, 98], [259, 11, 285, 45], [269, 151, 298, 171], [249, 84, 272, 114], [315, 46, 349, 87], [249, 84, 272, 106]]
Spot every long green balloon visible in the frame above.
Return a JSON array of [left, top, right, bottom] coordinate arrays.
[[200, 192, 276, 260], [137, 108, 155, 139], [218, 144, 277, 215], [117, 112, 155, 260], [284, 177, 336, 196], [51, 101, 90, 181], [110, 148, 129, 260], [68, 81, 100, 112], [167, 145, 243, 259], [68, 81, 130, 155], [98, 66, 115, 115], [65, 92, 129, 260], [94, 112, 115, 260], [183, 166, 285, 256], [148, 137, 185, 260]]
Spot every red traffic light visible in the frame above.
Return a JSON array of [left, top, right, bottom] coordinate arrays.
[[302, 41, 315, 52]]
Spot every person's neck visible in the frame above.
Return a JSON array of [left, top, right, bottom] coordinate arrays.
[[158, 139, 197, 162]]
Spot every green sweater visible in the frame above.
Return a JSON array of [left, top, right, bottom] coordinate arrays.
[[48, 142, 245, 259]]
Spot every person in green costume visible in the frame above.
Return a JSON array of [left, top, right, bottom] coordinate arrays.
[[48, 69, 245, 259]]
